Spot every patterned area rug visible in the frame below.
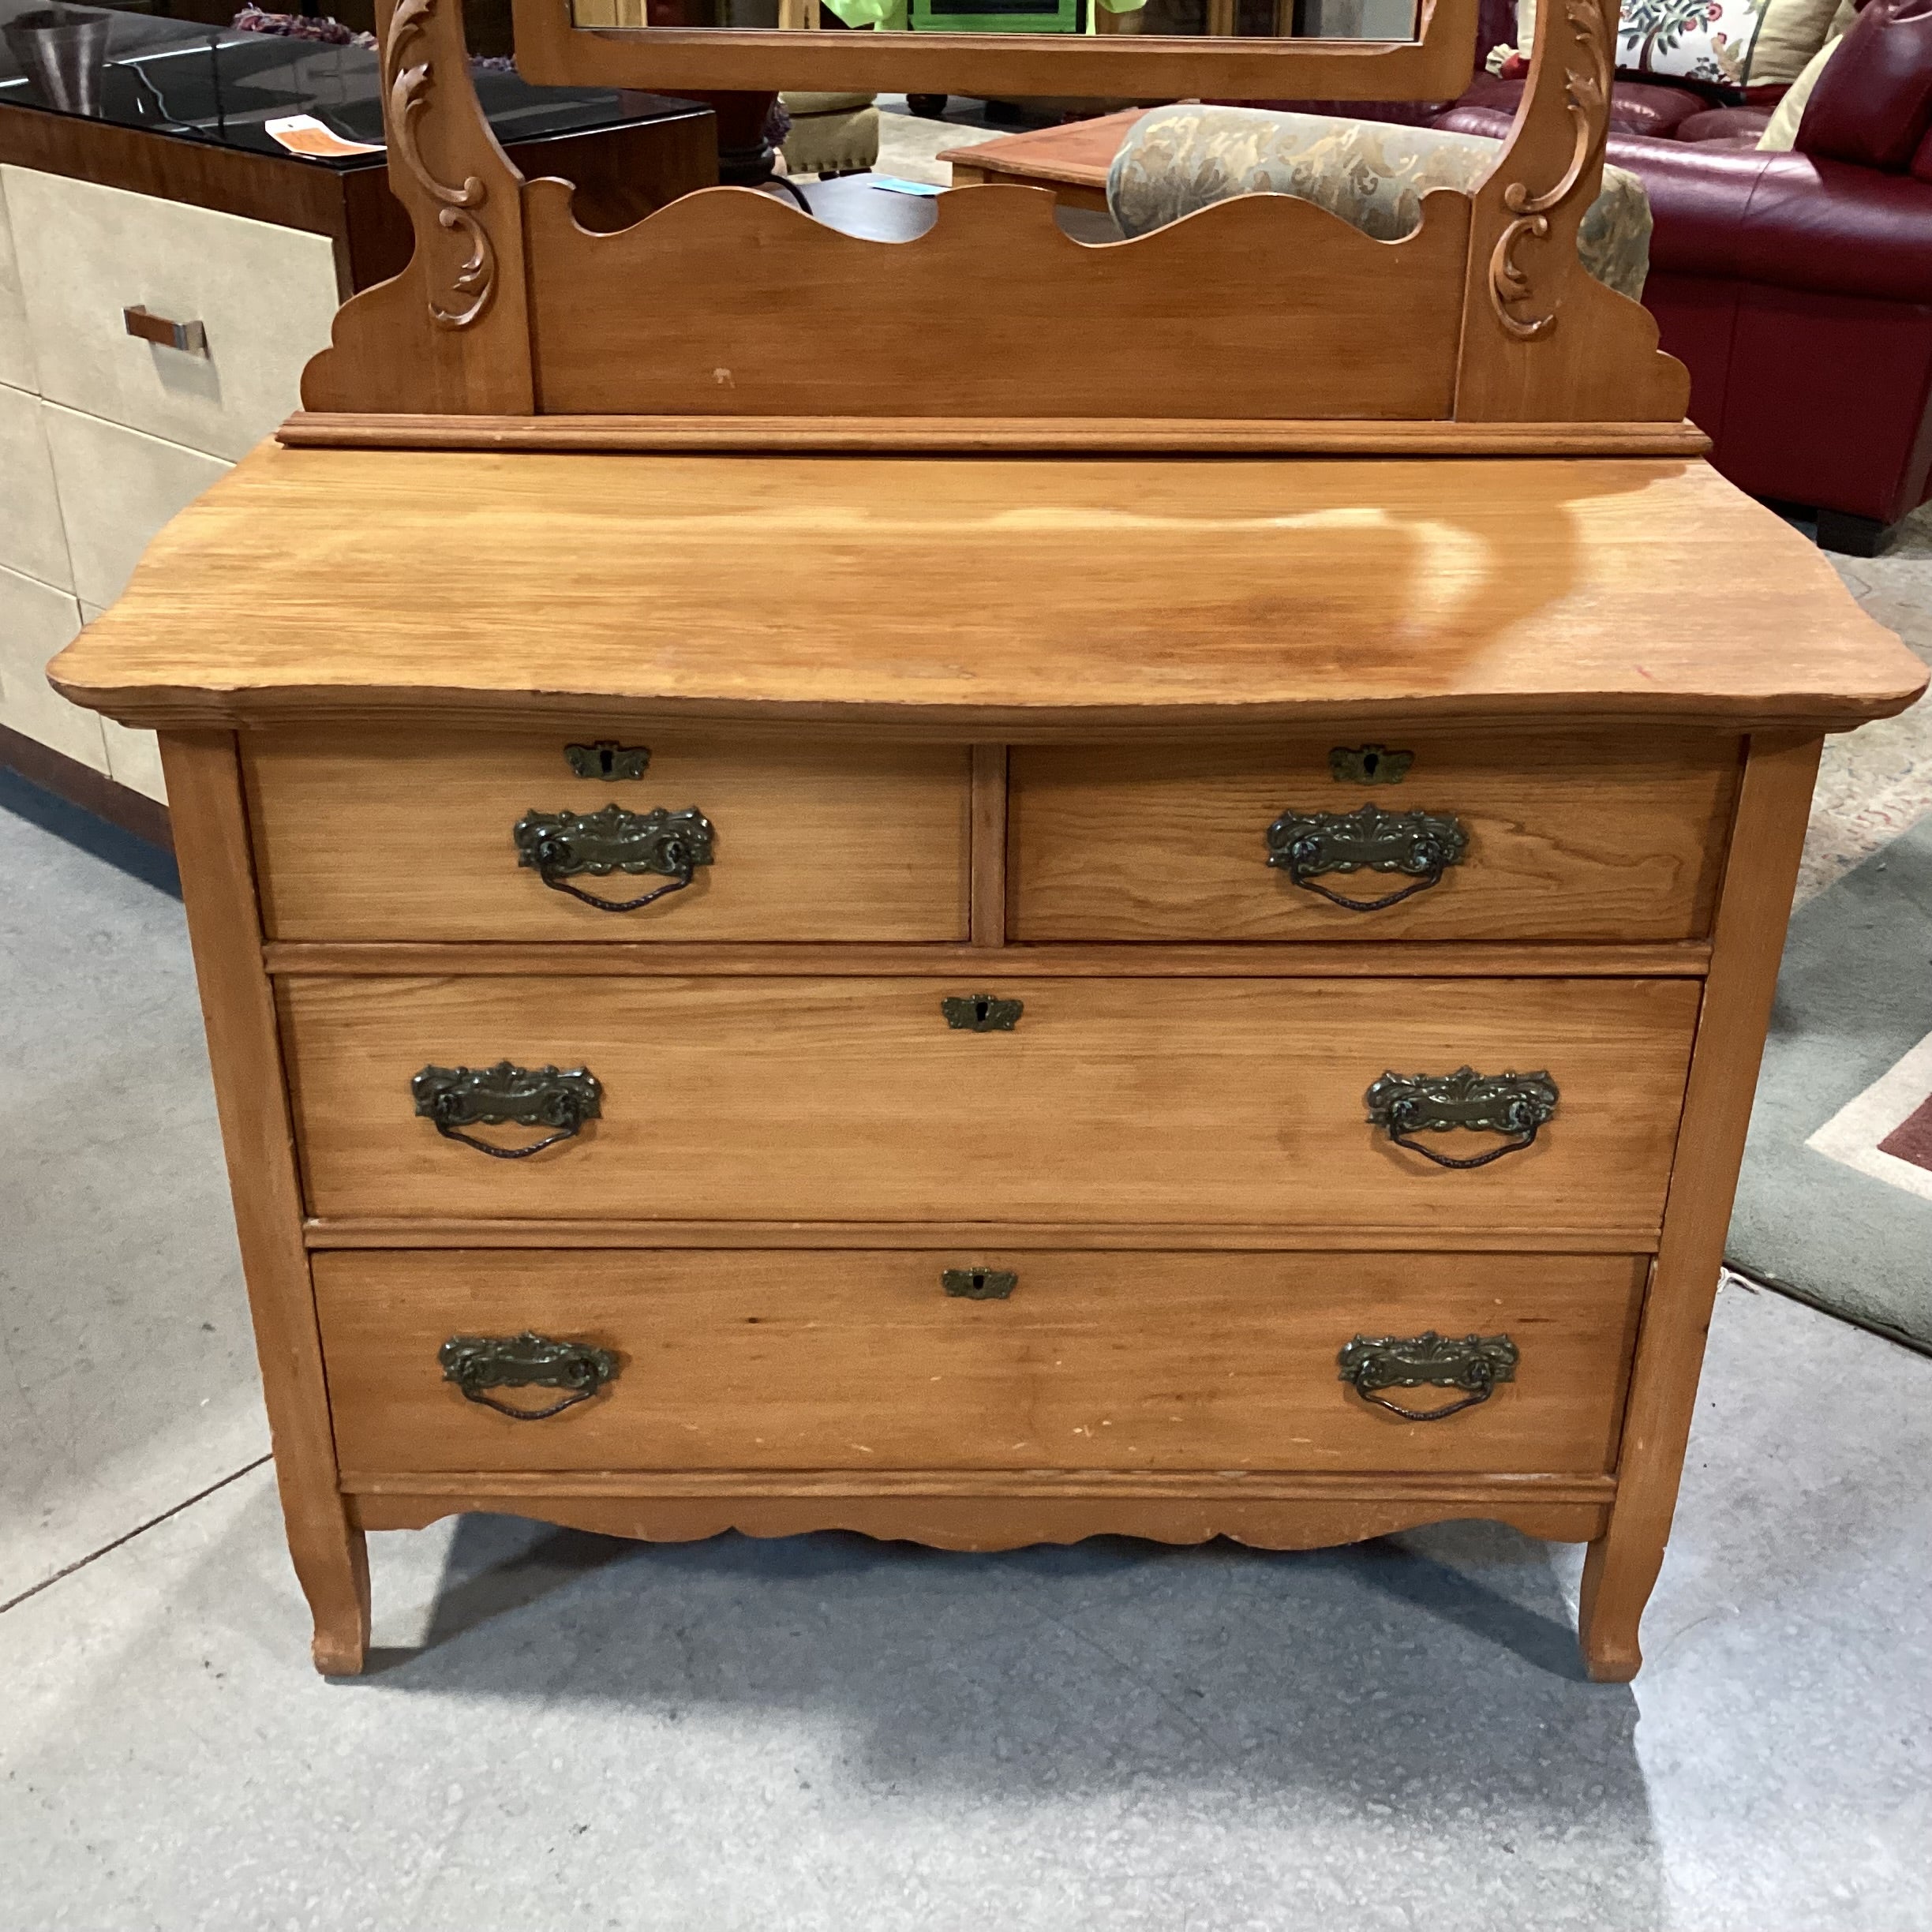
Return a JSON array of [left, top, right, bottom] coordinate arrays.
[[1729, 505, 1932, 1348]]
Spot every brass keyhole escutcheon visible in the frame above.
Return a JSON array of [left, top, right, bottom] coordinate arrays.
[[564, 739, 651, 781], [943, 1267, 1017, 1301], [942, 994, 1023, 1032], [1330, 744, 1413, 785]]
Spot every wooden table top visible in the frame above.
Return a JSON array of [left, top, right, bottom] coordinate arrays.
[[51, 442, 1923, 735], [935, 110, 1144, 193]]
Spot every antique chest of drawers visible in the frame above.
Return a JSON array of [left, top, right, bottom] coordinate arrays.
[[50, 445, 1924, 1679]]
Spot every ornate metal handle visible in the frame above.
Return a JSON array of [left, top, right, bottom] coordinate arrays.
[[514, 802, 715, 912], [942, 1266, 1017, 1300], [438, 1331, 619, 1419], [411, 1061, 602, 1159], [942, 994, 1023, 1032], [1338, 1331, 1518, 1421], [1265, 803, 1468, 911], [1365, 1066, 1558, 1170]]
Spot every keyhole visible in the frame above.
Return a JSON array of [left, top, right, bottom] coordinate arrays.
[[969, 1268, 990, 1292], [1359, 749, 1380, 778], [595, 745, 618, 777], [974, 998, 992, 1024]]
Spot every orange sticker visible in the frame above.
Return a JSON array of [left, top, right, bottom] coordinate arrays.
[[264, 114, 383, 158]]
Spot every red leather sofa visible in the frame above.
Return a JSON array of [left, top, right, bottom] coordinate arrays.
[[1438, 0, 1932, 554]]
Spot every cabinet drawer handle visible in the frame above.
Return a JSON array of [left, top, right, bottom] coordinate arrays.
[[942, 1266, 1017, 1299], [123, 305, 208, 357], [1365, 1066, 1558, 1169], [439, 1331, 619, 1419], [411, 1060, 602, 1159], [514, 803, 714, 912], [1265, 803, 1467, 911], [1338, 1331, 1518, 1421]]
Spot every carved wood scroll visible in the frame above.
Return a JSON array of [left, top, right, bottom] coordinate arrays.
[[1455, 0, 1688, 422], [302, 0, 532, 413], [298, 0, 1690, 443]]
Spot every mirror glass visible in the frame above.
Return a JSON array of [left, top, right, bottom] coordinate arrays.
[[567, 0, 1421, 39]]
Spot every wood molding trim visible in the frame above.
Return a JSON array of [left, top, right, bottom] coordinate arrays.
[[969, 745, 1009, 948], [277, 412, 1713, 455], [302, 1219, 1661, 1251], [260, 940, 1713, 978], [350, 1488, 1610, 1546], [343, 1468, 1617, 1502]]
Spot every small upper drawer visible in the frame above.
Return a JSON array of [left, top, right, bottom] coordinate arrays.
[[245, 727, 972, 942], [2, 166, 340, 460], [1009, 732, 1740, 943]]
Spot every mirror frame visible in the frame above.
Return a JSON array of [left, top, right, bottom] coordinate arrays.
[[510, 0, 1478, 97]]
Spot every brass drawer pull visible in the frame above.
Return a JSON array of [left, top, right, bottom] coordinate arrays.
[[513, 802, 714, 912], [1338, 1331, 1518, 1421], [438, 1331, 619, 1419], [1265, 803, 1467, 911], [942, 994, 1023, 1032], [1365, 1066, 1558, 1169], [411, 1061, 602, 1159], [942, 1266, 1017, 1299]]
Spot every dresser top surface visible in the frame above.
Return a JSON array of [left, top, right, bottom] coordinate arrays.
[[51, 444, 1926, 734]]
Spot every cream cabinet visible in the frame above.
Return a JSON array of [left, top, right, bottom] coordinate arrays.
[[0, 164, 341, 806]]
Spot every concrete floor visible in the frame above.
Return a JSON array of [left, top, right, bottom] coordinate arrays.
[[3, 781, 1931, 1932]]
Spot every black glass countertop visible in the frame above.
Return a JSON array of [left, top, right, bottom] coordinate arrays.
[[0, 9, 706, 167]]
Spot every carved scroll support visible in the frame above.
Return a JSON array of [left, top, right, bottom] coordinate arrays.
[[302, 0, 534, 413], [1454, 0, 1689, 423]]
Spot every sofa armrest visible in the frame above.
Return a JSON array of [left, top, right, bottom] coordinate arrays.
[[1603, 134, 1932, 303], [1434, 107, 1932, 305]]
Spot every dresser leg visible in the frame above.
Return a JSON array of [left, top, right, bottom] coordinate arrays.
[[1576, 1526, 1652, 1682], [295, 1515, 372, 1676], [157, 732, 374, 1677]]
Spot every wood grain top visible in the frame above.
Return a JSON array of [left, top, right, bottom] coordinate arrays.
[[50, 443, 1924, 733], [935, 110, 1142, 191]]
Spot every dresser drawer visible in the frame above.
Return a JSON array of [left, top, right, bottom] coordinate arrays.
[[2, 166, 340, 461], [1009, 732, 1739, 942], [281, 974, 1701, 1232], [245, 728, 972, 942], [315, 1248, 1647, 1477]]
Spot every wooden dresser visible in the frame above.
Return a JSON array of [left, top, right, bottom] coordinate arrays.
[[51, 444, 1923, 1679]]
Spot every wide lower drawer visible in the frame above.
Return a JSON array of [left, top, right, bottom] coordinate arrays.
[[1008, 731, 1739, 942], [244, 727, 972, 942], [315, 1249, 1648, 1476], [281, 975, 1701, 1232]]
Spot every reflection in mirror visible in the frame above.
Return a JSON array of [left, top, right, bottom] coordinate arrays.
[[570, 0, 1420, 37]]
